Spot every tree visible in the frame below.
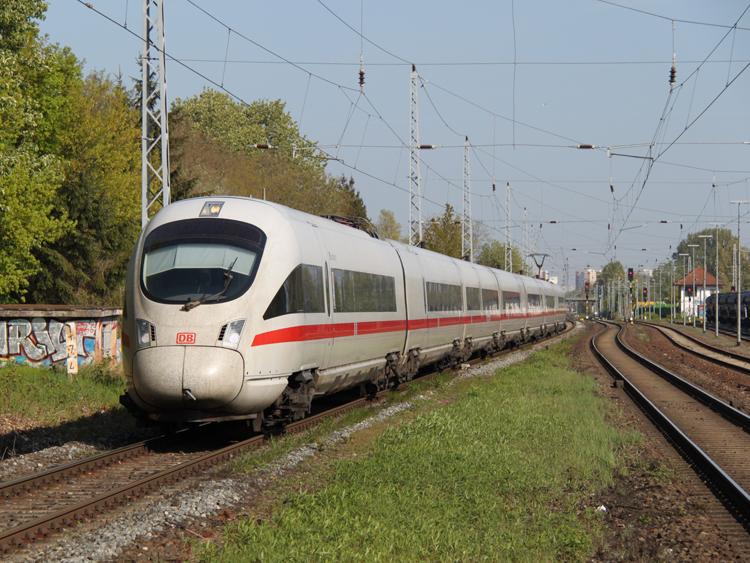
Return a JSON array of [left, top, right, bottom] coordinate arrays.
[[24, 72, 142, 305], [171, 90, 325, 171], [476, 240, 525, 273], [423, 204, 462, 258], [0, 0, 75, 301], [374, 209, 406, 242], [328, 175, 368, 220], [673, 228, 743, 292], [597, 261, 626, 287], [169, 96, 367, 219]]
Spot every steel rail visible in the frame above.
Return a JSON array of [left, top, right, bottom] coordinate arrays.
[[591, 321, 750, 524], [0, 438, 161, 500], [635, 321, 750, 376]]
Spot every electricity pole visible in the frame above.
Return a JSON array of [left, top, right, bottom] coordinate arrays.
[[409, 65, 422, 247], [142, 0, 170, 228], [731, 201, 749, 346], [462, 137, 473, 261]]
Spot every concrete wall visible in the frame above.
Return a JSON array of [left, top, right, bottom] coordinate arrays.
[[0, 306, 122, 367]]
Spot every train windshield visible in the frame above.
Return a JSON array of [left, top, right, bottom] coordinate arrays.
[[140, 218, 266, 305]]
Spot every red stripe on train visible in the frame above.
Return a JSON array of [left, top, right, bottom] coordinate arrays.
[[251, 312, 563, 347]]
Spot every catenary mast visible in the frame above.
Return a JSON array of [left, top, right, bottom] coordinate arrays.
[[142, 0, 170, 228]]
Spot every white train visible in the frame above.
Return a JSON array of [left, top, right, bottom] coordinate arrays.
[[120, 197, 567, 431]]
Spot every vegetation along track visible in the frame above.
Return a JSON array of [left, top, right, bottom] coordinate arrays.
[[0, 322, 575, 554], [591, 321, 750, 553], [636, 320, 750, 376]]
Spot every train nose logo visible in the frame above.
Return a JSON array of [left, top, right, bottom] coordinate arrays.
[[176, 332, 196, 345]]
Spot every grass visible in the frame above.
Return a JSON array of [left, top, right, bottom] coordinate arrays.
[[204, 339, 642, 563], [0, 359, 131, 438]]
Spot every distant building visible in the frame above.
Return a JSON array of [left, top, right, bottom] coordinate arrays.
[[575, 269, 598, 290]]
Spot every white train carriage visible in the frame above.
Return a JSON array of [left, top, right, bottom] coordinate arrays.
[[120, 196, 566, 430]]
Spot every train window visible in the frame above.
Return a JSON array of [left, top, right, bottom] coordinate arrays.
[[263, 264, 326, 320], [332, 269, 397, 313], [546, 295, 555, 310], [502, 291, 521, 312], [527, 294, 542, 308], [141, 218, 265, 305], [466, 287, 482, 311], [426, 282, 462, 312], [482, 289, 499, 311]]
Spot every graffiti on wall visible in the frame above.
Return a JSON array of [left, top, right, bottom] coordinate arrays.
[[0, 318, 119, 366]]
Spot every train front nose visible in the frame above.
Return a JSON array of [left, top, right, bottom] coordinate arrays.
[[132, 346, 244, 410]]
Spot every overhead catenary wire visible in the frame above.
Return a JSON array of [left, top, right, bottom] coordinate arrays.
[[78, 0, 750, 269]]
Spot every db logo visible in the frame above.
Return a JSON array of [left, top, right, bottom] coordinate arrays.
[[176, 332, 196, 345]]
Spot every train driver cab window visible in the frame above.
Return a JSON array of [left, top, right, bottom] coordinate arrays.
[[264, 264, 326, 320], [141, 218, 265, 305]]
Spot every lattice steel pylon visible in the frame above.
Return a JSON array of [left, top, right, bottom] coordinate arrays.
[[462, 137, 472, 261], [522, 208, 528, 273], [409, 65, 422, 246], [142, 0, 170, 228], [505, 183, 511, 272]]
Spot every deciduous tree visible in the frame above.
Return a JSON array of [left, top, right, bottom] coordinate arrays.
[[476, 240, 525, 273], [374, 209, 406, 242], [423, 204, 462, 258], [0, 0, 74, 301], [25, 72, 142, 305]]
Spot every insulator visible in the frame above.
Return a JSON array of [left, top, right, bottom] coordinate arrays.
[[359, 69, 365, 87], [669, 66, 676, 84], [492, 183, 496, 192]]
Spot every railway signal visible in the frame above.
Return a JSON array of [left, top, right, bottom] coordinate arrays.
[[628, 267, 634, 281]]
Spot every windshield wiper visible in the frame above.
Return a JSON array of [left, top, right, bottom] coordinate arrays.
[[182, 257, 238, 312]]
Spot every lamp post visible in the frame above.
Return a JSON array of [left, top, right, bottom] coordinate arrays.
[[709, 223, 724, 338], [679, 253, 689, 326], [731, 201, 749, 346], [698, 234, 713, 333], [688, 244, 699, 327], [669, 258, 674, 324]]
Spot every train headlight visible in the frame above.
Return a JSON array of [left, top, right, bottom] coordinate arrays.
[[136, 319, 156, 349], [219, 319, 246, 350]]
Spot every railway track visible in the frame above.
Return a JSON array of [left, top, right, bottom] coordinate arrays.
[[591, 321, 750, 553], [0, 322, 576, 554], [635, 321, 750, 376]]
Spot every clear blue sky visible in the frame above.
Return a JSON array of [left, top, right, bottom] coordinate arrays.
[[40, 0, 750, 286]]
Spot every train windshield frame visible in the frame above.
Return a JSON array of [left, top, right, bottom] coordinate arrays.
[[140, 218, 266, 306]]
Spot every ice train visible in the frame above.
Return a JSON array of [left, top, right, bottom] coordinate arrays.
[[120, 197, 567, 431]]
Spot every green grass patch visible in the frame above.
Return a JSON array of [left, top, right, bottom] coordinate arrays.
[[206, 341, 641, 563], [0, 359, 131, 436]]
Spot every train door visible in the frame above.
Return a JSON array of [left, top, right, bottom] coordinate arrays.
[[311, 226, 332, 371]]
